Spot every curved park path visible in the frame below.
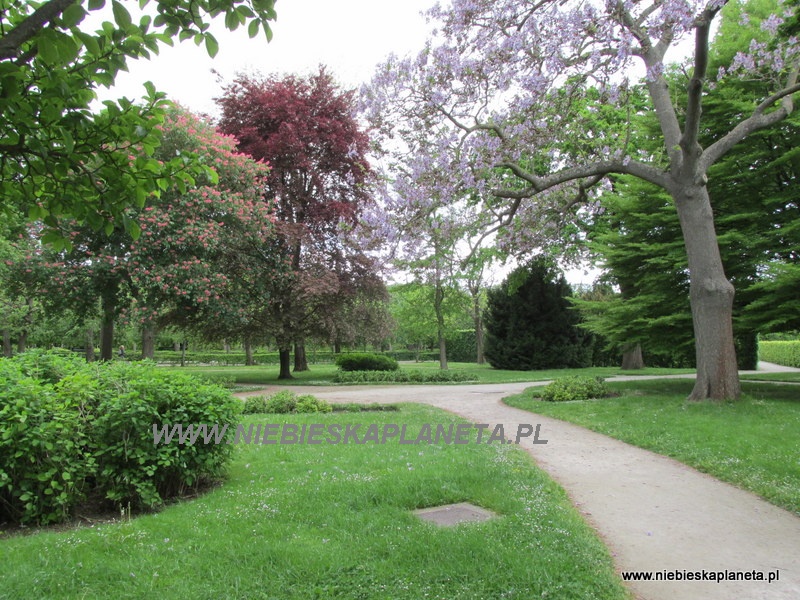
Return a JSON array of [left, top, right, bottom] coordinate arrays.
[[239, 366, 800, 600]]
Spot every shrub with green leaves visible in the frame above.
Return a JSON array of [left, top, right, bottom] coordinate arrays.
[[0, 358, 93, 525], [243, 391, 332, 414], [335, 352, 399, 372], [540, 376, 610, 402], [90, 361, 241, 509], [0, 351, 241, 525]]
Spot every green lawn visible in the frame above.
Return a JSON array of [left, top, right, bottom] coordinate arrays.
[[741, 372, 800, 383], [0, 405, 629, 600], [167, 361, 694, 387], [504, 379, 800, 515]]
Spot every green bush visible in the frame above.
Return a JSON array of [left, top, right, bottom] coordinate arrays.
[[0, 357, 93, 525], [242, 395, 270, 414], [540, 376, 610, 402], [332, 403, 401, 412], [759, 341, 800, 368], [244, 391, 332, 414], [0, 351, 240, 525], [90, 362, 240, 510], [335, 352, 400, 372], [294, 394, 333, 414]]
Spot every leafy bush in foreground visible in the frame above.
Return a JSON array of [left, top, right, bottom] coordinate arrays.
[[0, 351, 240, 525], [335, 352, 399, 372], [540, 376, 610, 402]]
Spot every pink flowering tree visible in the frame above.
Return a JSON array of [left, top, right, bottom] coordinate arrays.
[[363, 0, 800, 400], [35, 106, 284, 360]]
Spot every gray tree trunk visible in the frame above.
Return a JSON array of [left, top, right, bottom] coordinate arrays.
[[621, 343, 644, 370], [141, 325, 156, 360], [85, 328, 95, 362], [434, 279, 448, 370], [294, 340, 309, 371], [278, 347, 293, 379], [244, 338, 255, 366], [673, 184, 740, 400], [2, 328, 11, 357]]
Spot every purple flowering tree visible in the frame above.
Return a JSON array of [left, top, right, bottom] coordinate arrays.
[[363, 0, 800, 400]]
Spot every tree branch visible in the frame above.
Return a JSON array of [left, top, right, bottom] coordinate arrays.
[[493, 157, 669, 199], [0, 0, 78, 60], [701, 72, 800, 172]]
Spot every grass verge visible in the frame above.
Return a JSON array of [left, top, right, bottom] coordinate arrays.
[[0, 405, 629, 600], [504, 379, 800, 515]]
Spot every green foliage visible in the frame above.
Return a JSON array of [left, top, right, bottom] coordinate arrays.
[[0, 351, 240, 525], [333, 369, 474, 383], [540, 376, 611, 402], [243, 391, 332, 414], [445, 329, 477, 363], [0, 0, 277, 238], [484, 258, 594, 370], [758, 341, 800, 368], [335, 352, 399, 372], [0, 355, 93, 525]]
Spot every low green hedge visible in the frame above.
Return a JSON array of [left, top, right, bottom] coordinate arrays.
[[0, 350, 240, 525], [333, 369, 474, 383], [759, 341, 800, 368]]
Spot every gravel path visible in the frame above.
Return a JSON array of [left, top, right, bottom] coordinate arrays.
[[237, 370, 800, 600]]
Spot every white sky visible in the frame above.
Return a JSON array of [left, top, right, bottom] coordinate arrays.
[[99, 0, 437, 116]]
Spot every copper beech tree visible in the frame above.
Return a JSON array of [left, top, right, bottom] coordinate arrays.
[[216, 67, 382, 378], [363, 0, 800, 400]]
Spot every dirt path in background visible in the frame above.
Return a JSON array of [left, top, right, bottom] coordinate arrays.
[[236, 372, 800, 600]]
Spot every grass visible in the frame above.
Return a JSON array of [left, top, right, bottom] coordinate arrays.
[[168, 361, 695, 387], [0, 405, 629, 600], [504, 379, 800, 515]]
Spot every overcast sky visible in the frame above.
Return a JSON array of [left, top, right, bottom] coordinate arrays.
[[99, 0, 437, 116]]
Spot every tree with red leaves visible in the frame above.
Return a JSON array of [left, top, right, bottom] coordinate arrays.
[[216, 67, 381, 378]]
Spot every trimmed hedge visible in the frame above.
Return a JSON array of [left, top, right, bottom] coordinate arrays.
[[149, 350, 442, 366], [335, 353, 399, 372], [759, 341, 800, 368], [333, 369, 474, 383], [0, 350, 240, 525]]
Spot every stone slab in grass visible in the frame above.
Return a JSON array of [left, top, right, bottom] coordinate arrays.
[[413, 502, 497, 527]]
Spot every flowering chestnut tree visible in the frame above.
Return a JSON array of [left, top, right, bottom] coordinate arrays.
[[363, 0, 800, 400], [34, 106, 283, 360]]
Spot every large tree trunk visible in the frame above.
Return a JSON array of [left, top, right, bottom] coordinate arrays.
[[16, 330, 27, 353], [16, 297, 33, 353], [85, 328, 96, 362], [472, 294, 485, 365], [294, 340, 309, 371], [141, 324, 156, 360], [278, 346, 293, 380], [674, 185, 740, 400], [621, 343, 644, 370], [2, 328, 11, 357], [100, 291, 116, 361], [244, 338, 255, 366]]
